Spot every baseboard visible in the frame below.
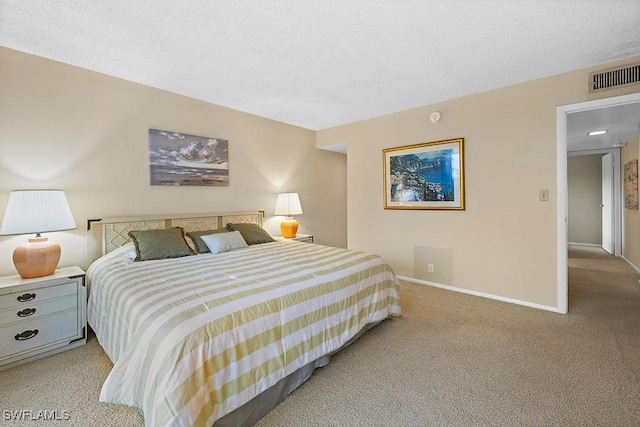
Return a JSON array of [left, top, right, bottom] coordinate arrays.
[[621, 255, 640, 276], [397, 275, 563, 313], [568, 242, 602, 247]]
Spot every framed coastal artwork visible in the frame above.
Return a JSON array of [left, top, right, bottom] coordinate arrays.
[[624, 159, 638, 210], [383, 138, 465, 210], [148, 129, 229, 186]]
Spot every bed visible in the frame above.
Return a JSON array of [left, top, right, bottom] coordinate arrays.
[[86, 211, 401, 426]]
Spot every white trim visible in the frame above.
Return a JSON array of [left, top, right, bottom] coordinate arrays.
[[557, 92, 640, 315], [397, 275, 562, 314], [621, 256, 640, 275], [557, 108, 569, 314], [568, 242, 602, 247], [568, 148, 618, 156], [558, 93, 640, 113]]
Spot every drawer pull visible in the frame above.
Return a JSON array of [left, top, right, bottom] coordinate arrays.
[[17, 308, 37, 317], [17, 293, 36, 302], [15, 329, 39, 341]]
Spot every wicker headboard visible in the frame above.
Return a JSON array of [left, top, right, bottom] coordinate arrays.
[[86, 210, 265, 266]]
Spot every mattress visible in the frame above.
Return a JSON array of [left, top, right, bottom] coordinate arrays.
[[87, 240, 401, 426]]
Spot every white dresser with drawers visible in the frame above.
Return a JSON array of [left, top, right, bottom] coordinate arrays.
[[0, 266, 86, 371]]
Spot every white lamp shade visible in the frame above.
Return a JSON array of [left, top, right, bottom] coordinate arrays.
[[275, 193, 303, 216], [0, 190, 77, 236]]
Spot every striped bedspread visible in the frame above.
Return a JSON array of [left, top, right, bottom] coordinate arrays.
[[87, 240, 401, 426]]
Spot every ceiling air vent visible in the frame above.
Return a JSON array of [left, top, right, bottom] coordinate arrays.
[[589, 62, 640, 93]]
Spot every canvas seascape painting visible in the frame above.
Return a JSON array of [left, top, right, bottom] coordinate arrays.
[[148, 129, 229, 186], [383, 138, 464, 210]]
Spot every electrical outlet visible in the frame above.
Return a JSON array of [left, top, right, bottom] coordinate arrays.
[[428, 263, 434, 273], [539, 189, 549, 201]]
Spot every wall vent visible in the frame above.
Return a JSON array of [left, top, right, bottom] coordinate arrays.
[[589, 62, 640, 93]]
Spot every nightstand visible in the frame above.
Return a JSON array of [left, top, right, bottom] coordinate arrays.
[[0, 266, 87, 371], [276, 234, 314, 243]]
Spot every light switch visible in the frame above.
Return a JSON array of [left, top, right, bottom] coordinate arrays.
[[539, 189, 549, 201]]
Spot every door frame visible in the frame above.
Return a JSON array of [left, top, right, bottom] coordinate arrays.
[[601, 151, 615, 254], [557, 92, 640, 314]]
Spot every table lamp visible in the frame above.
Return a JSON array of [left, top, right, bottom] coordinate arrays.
[[0, 189, 77, 279], [275, 193, 303, 238]]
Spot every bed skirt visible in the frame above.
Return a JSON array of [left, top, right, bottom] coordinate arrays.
[[214, 320, 383, 426]]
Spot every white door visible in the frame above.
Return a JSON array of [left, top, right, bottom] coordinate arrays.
[[602, 153, 613, 254]]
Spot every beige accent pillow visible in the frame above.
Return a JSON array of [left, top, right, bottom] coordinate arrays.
[[186, 229, 229, 254], [201, 231, 248, 254]]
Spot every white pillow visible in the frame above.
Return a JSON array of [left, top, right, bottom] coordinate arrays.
[[201, 230, 248, 254]]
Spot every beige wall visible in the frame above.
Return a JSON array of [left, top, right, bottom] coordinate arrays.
[[318, 55, 640, 310], [622, 133, 640, 269], [2, 45, 638, 309], [568, 154, 602, 245], [0, 47, 347, 276]]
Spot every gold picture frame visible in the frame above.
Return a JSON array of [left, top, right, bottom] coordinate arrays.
[[383, 138, 465, 210]]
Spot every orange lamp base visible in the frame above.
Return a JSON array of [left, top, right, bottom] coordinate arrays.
[[13, 236, 61, 279], [280, 217, 299, 238]]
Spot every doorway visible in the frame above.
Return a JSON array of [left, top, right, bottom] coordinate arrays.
[[567, 150, 619, 253], [557, 92, 640, 314]]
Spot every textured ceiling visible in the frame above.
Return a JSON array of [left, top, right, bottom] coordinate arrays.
[[1, 1, 639, 131]]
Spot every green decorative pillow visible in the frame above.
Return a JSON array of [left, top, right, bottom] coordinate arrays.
[[226, 223, 275, 245], [128, 227, 195, 261], [186, 229, 229, 254]]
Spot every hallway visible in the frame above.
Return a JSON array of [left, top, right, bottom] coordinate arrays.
[[568, 244, 640, 385]]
